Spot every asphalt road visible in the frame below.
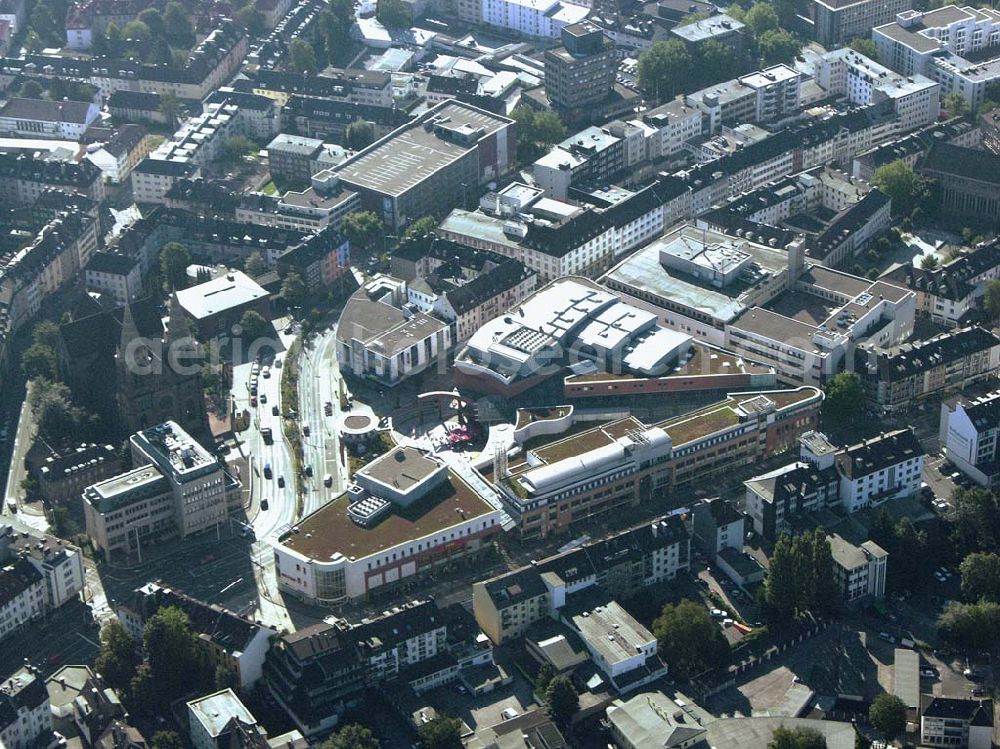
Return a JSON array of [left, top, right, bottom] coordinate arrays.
[[298, 322, 346, 517]]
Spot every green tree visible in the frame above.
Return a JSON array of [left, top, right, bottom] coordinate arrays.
[[239, 310, 271, 342], [122, 20, 152, 48], [290, 38, 319, 73], [158, 92, 184, 127], [143, 606, 207, 704], [868, 694, 907, 740], [221, 135, 257, 164], [744, 2, 779, 36], [821, 372, 865, 432], [22, 343, 57, 380], [320, 724, 380, 749], [960, 552, 1000, 603], [536, 662, 556, 692], [873, 159, 922, 216], [951, 487, 1000, 554], [698, 39, 736, 85], [164, 1, 195, 46], [32, 315, 60, 349], [810, 529, 838, 614], [765, 533, 799, 620], [150, 732, 184, 749], [342, 211, 384, 251], [511, 106, 567, 163], [652, 599, 731, 678], [404, 215, 438, 239], [345, 119, 376, 150], [138, 8, 166, 37], [19, 79, 44, 98], [95, 620, 141, 693], [129, 662, 158, 715], [938, 600, 1000, 650], [769, 726, 827, 749], [920, 254, 939, 269], [944, 92, 969, 118], [236, 5, 267, 35], [377, 0, 411, 27], [417, 715, 463, 749], [637, 40, 693, 101], [30, 379, 92, 443], [983, 279, 1000, 324], [24, 30, 43, 53], [545, 675, 579, 726], [281, 272, 307, 307], [759, 29, 800, 65], [245, 251, 267, 278], [849, 38, 879, 60], [160, 242, 191, 291]]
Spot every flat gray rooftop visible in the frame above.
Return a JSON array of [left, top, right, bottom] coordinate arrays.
[[336, 102, 508, 197]]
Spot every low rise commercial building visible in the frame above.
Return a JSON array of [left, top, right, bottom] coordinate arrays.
[[273, 446, 510, 604], [335, 275, 453, 386], [940, 389, 1000, 488], [455, 277, 699, 396], [175, 269, 270, 340], [83, 421, 239, 560], [606, 690, 708, 749], [333, 100, 516, 231], [118, 583, 275, 690], [495, 387, 821, 538], [858, 326, 1000, 413]]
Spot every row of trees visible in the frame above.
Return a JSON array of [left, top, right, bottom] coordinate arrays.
[[90, 4, 195, 64], [288, 0, 355, 73], [764, 530, 838, 621], [18, 78, 97, 102], [636, 4, 802, 104]]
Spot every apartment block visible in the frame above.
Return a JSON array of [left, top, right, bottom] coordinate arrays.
[[0, 666, 51, 749], [544, 22, 616, 119], [746, 428, 925, 536], [815, 48, 940, 131], [118, 582, 275, 690], [812, 0, 912, 46], [473, 515, 689, 641], [858, 325, 1000, 413], [874, 5, 1000, 110], [829, 534, 888, 601], [0, 526, 85, 610], [920, 697, 993, 749], [940, 389, 1000, 487]]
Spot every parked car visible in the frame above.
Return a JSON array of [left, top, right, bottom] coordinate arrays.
[[277, 476, 285, 488], [879, 632, 896, 643]]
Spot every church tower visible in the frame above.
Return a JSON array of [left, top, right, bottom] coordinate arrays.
[[116, 297, 211, 443]]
